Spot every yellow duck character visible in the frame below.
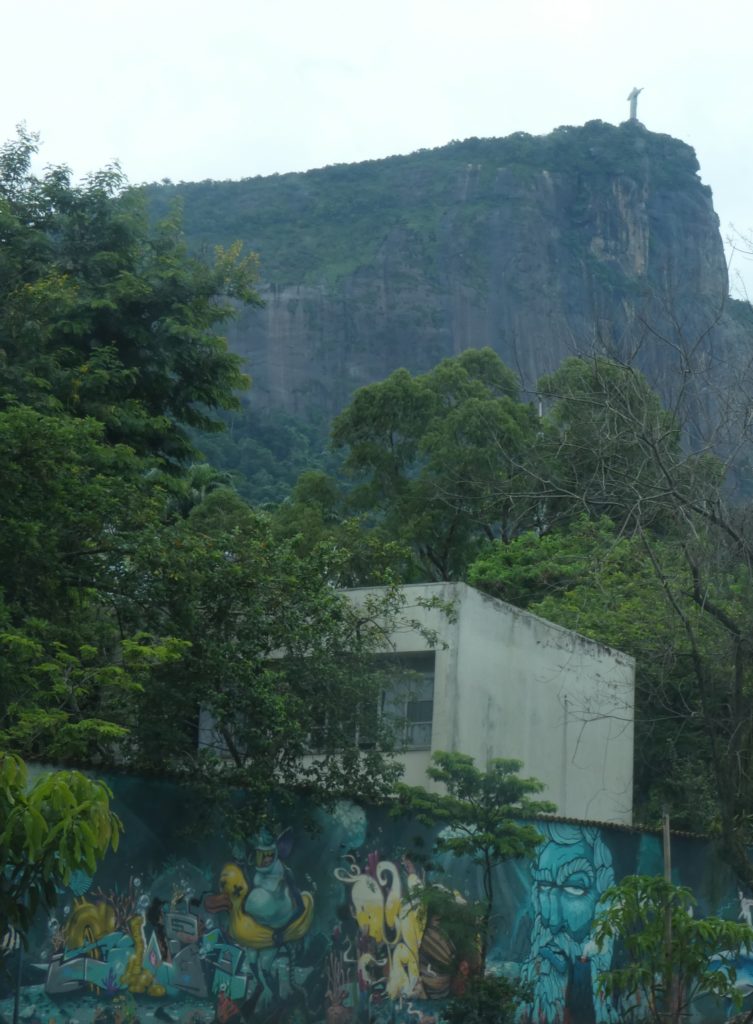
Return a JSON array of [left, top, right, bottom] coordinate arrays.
[[204, 863, 314, 950]]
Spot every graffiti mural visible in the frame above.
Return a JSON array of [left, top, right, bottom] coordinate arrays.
[[519, 822, 617, 1024], [0, 776, 746, 1024]]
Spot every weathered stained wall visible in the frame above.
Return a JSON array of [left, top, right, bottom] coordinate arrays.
[[1, 775, 745, 1024], [345, 583, 635, 822]]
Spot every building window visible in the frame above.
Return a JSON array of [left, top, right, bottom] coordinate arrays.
[[380, 652, 435, 751], [302, 652, 436, 755]]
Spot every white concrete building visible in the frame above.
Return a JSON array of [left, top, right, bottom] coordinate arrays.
[[347, 582, 635, 825]]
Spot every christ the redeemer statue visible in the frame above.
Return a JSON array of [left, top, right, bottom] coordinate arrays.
[[627, 87, 643, 121]]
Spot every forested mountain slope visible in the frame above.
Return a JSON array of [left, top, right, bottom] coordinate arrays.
[[145, 119, 751, 423]]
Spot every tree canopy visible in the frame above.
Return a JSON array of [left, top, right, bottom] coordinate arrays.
[[327, 348, 540, 580], [397, 751, 554, 968], [0, 127, 258, 465], [0, 130, 412, 830], [464, 351, 753, 882], [0, 754, 121, 943], [593, 876, 753, 1024], [329, 344, 753, 868]]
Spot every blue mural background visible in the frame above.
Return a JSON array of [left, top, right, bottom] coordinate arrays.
[[0, 775, 745, 1024]]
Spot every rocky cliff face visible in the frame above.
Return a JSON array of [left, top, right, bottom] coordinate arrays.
[[148, 120, 747, 419]]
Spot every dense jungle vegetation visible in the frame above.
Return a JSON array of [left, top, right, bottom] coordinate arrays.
[[5, 128, 753, 887]]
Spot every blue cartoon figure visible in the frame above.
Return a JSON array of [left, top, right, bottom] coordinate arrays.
[[245, 827, 312, 946]]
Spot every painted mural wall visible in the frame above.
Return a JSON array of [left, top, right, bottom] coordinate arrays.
[[0, 775, 746, 1024]]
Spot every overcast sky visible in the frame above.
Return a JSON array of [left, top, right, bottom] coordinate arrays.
[[3, 0, 753, 295]]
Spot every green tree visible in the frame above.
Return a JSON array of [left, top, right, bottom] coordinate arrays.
[[331, 349, 540, 581], [0, 754, 121, 943], [468, 517, 718, 830], [529, 354, 753, 885], [1, 464, 418, 822], [0, 130, 259, 762], [536, 356, 686, 531], [396, 751, 554, 969], [112, 489, 429, 828], [0, 131, 420, 826], [271, 470, 414, 586], [193, 404, 335, 505], [0, 405, 186, 762], [469, 514, 627, 608], [0, 406, 155, 622], [593, 875, 753, 1024], [0, 127, 259, 466], [443, 975, 531, 1024]]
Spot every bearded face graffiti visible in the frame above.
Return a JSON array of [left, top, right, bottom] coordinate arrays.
[[520, 824, 617, 1024]]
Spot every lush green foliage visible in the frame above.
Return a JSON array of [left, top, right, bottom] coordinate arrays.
[[0, 130, 413, 828], [271, 469, 414, 586], [536, 356, 709, 531], [461, 350, 753, 866], [0, 127, 258, 465], [115, 488, 415, 822], [443, 974, 531, 1024], [469, 515, 626, 607], [0, 404, 176, 762], [0, 754, 121, 942], [397, 752, 554, 967], [330, 348, 540, 580], [192, 404, 335, 505], [593, 875, 753, 1024]]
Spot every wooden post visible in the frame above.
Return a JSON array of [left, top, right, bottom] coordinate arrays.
[[663, 808, 676, 1024], [12, 940, 22, 1024], [662, 807, 672, 882]]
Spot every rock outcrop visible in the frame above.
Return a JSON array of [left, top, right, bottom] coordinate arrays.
[[147, 120, 750, 419]]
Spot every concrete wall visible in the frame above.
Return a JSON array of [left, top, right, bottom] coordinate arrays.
[[345, 583, 635, 823], [0, 774, 741, 1024]]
